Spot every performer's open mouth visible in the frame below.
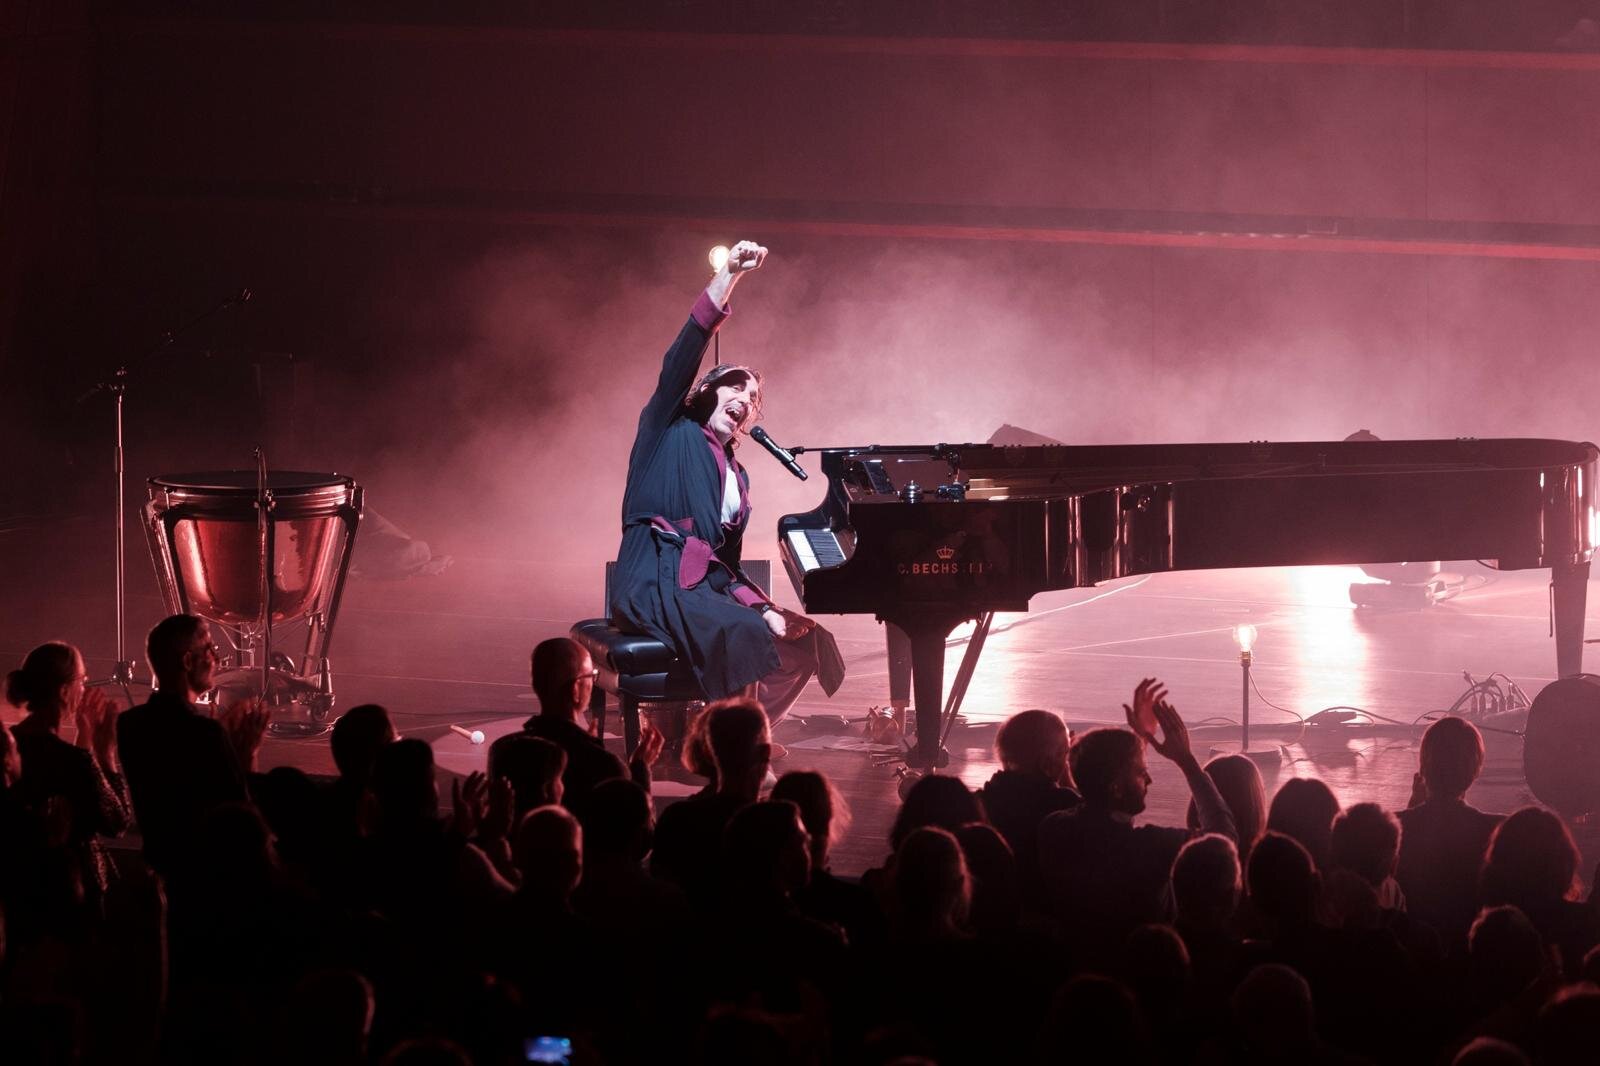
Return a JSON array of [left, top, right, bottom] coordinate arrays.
[[725, 402, 747, 423]]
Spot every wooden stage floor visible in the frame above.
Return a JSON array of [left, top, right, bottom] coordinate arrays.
[[4, 514, 1597, 880]]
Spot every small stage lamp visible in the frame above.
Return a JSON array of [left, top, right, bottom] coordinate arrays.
[[1230, 624, 1279, 765]]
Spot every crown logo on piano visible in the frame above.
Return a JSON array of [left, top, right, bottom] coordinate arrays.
[[935, 545, 957, 561]]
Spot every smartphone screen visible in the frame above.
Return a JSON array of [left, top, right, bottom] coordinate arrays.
[[525, 1036, 572, 1065]]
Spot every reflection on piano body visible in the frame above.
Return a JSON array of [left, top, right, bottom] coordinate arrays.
[[778, 439, 1599, 767]]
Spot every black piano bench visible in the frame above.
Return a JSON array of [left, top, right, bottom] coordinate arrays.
[[568, 619, 705, 758]]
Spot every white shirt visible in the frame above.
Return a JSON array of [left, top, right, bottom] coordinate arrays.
[[721, 462, 741, 524]]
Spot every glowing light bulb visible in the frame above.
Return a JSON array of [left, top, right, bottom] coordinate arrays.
[[708, 245, 730, 272], [1233, 624, 1258, 654]]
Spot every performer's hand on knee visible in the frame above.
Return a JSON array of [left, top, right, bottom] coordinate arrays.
[[763, 607, 788, 639], [778, 608, 816, 640]]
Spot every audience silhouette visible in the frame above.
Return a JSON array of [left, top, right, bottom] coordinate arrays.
[[11, 617, 1600, 1066]]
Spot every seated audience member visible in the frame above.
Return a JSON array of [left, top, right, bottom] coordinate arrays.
[[1324, 801, 1405, 927], [1266, 776, 1341, 871], [771, 769, 883, 947], [889, 773, 986, 852], [1228, 964, 1340, 1066], [1452, 1037, 1531, 1066], [1533, 984, 1600, 1066], [6, 642, 129, 921], [977, 708, 1079, 895], [952, 822, 1021, 938], [275, 968, 376, 1066], [1330, 802, 1403, 904], [1171, 833, 1245, 997], [254, 765, 326, 878], [117, 615, 266, 884], [569, 777, 674, 922], [1187, 753, 1267, 865], [870, 825, 1027, 1062], [1037, 679, 1237, 960], [1480, 806, 1600, 977], [1121, 923, 1193, 1054], [1035, 974, 1152, 1066], [523, 636, 662, 807], [711, 800, 846, 1013], [361, 738, 512, 923], [651, 697, 769, 905], [1452, 905, 1552, 1054], [1397, 715, 1502, 954], [1247, 831, 1415, 1060], [887, 825, 971, 944], [308, 703, 395, 900], [487, 732, 566, 815], [326, 703, 396, 826]]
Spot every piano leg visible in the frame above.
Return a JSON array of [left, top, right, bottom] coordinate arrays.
[[905, 627, 950, 768], [887, 623, 912, 717], [1552, 559, 1590, 678]]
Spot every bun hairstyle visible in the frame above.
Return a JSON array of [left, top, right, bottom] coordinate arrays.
[[683, 363, 764, 440], [6, 641, 78, 712]]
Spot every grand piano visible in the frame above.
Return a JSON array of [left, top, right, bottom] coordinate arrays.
[[778, 438, 1599, 767]]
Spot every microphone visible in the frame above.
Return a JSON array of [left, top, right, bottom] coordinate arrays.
[[750, 425, 808, 481]]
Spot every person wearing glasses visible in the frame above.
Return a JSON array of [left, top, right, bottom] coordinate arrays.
[[607, 241, 825, 750], [523, 637, 662, 809], [116, 614, 268, 884]]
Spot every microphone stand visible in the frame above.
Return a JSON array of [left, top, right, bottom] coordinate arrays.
[[79, 289, 252, 702]]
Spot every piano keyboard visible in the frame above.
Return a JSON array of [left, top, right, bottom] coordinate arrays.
[[786, 527, 847, 572]]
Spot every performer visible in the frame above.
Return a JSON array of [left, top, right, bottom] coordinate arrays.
[[609, 240, 823, 730]]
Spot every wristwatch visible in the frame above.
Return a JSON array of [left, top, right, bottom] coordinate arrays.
[[756, 602, 776, 614]]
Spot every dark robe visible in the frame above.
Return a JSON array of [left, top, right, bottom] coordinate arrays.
[[609, 299, 780, 699]]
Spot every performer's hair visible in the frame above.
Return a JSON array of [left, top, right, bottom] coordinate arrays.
[[684, 363, 764, 438]]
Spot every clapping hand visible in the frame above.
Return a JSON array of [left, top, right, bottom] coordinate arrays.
[[1123, 678, 1165, 741], [220, 697, 271, 771], [631, 720, 666, 771], [1123, 678, 1195, 766], [452, 771, 489, 839], [74, 687, 122, 770]]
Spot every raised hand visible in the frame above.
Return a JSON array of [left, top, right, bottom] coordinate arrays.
[[631, 720, 666, 771], [1407, 771, 1428, 809], [75, 688, 123, 771], [1146, 699, 1196, 766], [452, 771, 489, 839], [481, 775, 515, 843], [1122, 677, 1167, 743], [707, 240, 768, 306], [220, 697, 271, 771], [726, 239, 768, 274]]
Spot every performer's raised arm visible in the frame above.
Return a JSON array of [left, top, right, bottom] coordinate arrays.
[[632, 240, 770, 459]]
